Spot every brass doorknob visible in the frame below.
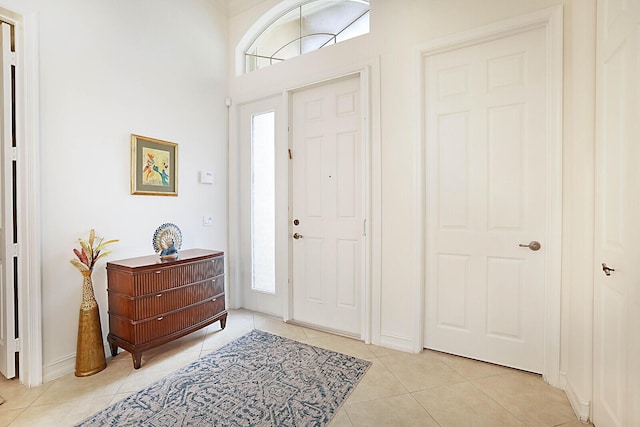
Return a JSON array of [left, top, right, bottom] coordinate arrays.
[[519, 241, 541, 251], [293, 233, 303, 240]]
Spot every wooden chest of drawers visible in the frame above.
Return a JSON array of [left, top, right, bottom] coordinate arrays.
[[106, 249, 226, 369]]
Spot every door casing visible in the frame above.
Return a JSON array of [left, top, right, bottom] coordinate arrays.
[[0, 7, 42, 387], [416, 6, 563, 386], [229, 63, 380, 345]]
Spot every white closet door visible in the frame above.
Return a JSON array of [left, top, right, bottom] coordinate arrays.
[[424, 26, 549, 373], [593, 0, 640, 425]]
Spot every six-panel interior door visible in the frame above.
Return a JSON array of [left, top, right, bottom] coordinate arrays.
[[593, 0, 640, 425], [0, 22, 15, 379], [291, 75, 362, 336], [423, 27, 548, 372]]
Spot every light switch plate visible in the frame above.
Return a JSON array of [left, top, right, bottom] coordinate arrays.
[[200, 171, 214, 184]]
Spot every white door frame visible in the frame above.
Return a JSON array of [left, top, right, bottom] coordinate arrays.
[[0, 7, 42, 387], [228, 59, 381, 344], [415, 6, 563, 386]]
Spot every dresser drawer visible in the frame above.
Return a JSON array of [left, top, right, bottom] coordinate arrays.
[[109, 296, 225, 345], [108, 276, 224, 320], [132, 257, 223, 296]]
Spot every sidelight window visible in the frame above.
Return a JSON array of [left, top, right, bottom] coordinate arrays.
[[251, 111, 276, 293]]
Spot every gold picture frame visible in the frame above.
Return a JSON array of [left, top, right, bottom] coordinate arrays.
[[131, 134, 178, 196]]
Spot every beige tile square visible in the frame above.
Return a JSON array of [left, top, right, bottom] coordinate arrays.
[[434, 351, 514, 380], [0, 377, 53, 411], [254, 315, 309, 341], [346, 359, 408, 404], [328, 408, 354, 427], [378, 353, 465, 392], [300, 326, 336, 340], [367, 345, 407, 358], [0, 408, 24, 427], [31, 359, 132, 406], [413, 381, 527, 427], [473, 372, 577, 427], [345, 394, 439, 426], [7, 396, 113, 427], [305, 335, 377, 360]]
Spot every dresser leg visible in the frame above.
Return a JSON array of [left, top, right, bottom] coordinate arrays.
[[132, 353, 142, 369], [220, 314, 227, 330], [109, 342, 118, 357]]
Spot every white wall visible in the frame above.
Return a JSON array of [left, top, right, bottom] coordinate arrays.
[[228, 0, 596, 420], [0, 0, 229, 381], [560, 0, 596, 421]]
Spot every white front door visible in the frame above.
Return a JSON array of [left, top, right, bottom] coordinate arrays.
[[593, 0, 640, 425], [0, 22, 16, 379], [291, 75, 363, 336], [424, 26, 549, 372]]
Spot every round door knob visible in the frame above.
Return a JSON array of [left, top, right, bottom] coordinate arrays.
[[293, 233, 303, 240], [519, 241, 541, 251]]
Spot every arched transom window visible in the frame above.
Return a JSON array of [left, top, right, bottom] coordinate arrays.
[[245, 0, 369, 73]]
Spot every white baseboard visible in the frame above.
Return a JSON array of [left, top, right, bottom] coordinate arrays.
[[42, 342, 113, 383], [42, 353, 75, 383], [561, 373, 591, 422], [379, 333, 416, 353]]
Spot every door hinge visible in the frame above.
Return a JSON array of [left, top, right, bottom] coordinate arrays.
[[288, 149, 293, 160], [11, 147, 17, 162], [12, 338, 20, 353], [362, 219, 367, 237], [10, 51, 16, 67], [12, 243, 18, 257]]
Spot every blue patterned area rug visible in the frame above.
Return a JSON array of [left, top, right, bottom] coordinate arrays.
[[76, 329, 371, 426]]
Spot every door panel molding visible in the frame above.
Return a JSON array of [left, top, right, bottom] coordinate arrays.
[[416, 6, 563, 385]]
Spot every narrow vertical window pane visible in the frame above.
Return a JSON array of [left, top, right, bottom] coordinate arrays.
[[251, 112, 276, 293]]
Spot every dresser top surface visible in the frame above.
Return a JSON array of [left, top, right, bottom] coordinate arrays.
[[106, 248, 223, 271]]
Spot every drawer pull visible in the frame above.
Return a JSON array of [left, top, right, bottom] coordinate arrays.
[[157, 317, 164, 321], [154, 270, 162, 274], [212, 298, 216, 302], [155, 293, 163, 298]]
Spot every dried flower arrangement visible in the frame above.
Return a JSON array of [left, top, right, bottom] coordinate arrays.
[[70, 229, 118, 272]]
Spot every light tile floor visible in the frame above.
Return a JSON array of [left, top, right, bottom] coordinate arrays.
[[0, 309, 593, 427]]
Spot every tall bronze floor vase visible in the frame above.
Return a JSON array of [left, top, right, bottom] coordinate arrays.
[[75, 270, 106, 377]]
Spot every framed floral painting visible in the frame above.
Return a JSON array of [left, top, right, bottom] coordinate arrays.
[[131, 134, 178, 196]]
